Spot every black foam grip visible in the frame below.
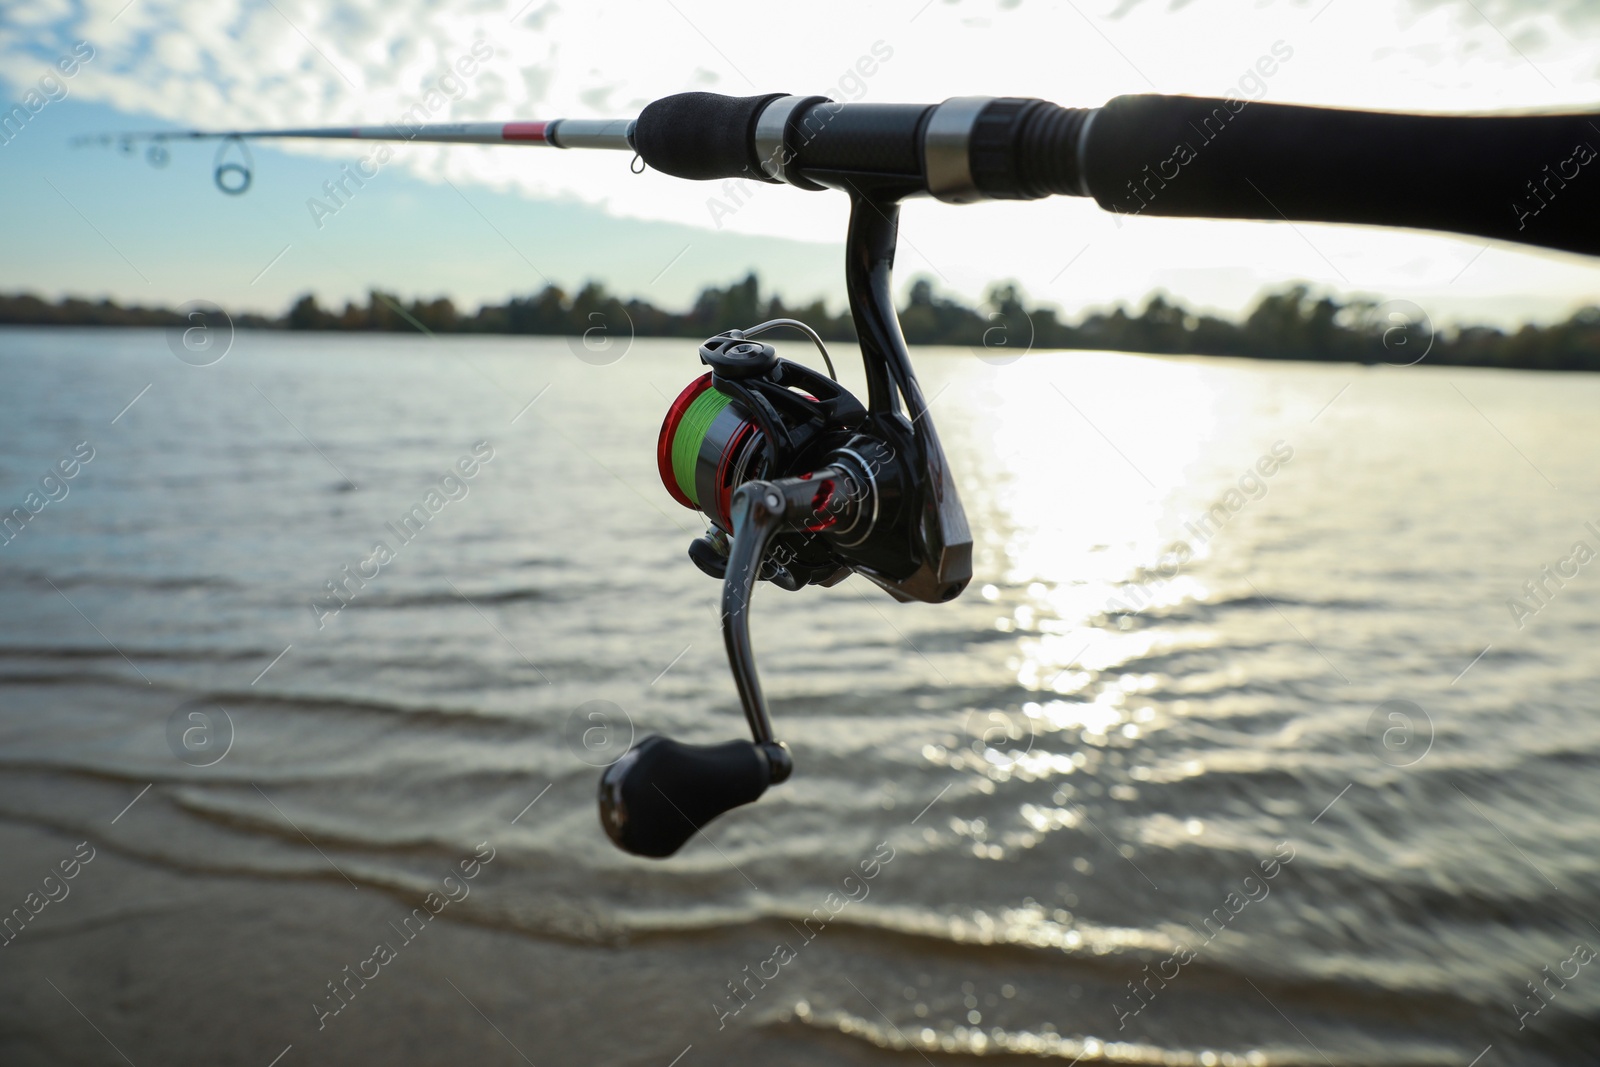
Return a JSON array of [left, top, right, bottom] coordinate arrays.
[[634, 92, 786, 182], [1081, 94, 1600, 256], [598, 736, 770, 858]]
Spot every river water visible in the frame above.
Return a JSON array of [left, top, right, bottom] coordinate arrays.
[[1, 326, 1597, 1065]]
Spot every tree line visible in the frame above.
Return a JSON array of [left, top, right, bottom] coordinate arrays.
[[3, 274, 1598, 371]]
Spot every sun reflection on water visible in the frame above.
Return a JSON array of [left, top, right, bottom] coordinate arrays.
[[945, 351, 1287, 726]]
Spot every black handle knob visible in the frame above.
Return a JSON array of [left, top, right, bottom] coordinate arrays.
[[598, 735, 788, 858]]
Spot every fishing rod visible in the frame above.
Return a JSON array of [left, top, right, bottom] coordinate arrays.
[[88, 92, 1600, 253], [92, 91, 1600, 857]]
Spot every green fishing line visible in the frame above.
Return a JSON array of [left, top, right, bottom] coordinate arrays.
[[671, 387, 733, 506]]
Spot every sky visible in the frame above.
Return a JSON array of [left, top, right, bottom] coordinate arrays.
[[1, 0, 1598, 326]]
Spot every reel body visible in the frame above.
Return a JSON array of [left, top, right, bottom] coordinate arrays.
[[657, 336, 867, 590], [600, 194, 973, 858], [657, 332, 912, 592]]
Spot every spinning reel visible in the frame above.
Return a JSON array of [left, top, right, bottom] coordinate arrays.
[[599, 195, 973, 857]]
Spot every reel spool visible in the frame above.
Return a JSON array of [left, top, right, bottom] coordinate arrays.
[[657, 371, 767, 534]]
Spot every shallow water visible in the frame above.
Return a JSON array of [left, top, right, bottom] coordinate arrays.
[[2, 326, 1597, 1065]]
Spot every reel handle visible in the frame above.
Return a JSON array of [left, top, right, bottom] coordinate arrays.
[[598, 736, 790, 857], [722, 479, 787, 746], [721, 467, 863, 744], [596, 468, 853, 857]]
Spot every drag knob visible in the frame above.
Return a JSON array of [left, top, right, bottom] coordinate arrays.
[[598, 736, 790, 857]]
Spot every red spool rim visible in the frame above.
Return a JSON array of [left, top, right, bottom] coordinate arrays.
[[657, 372, 714, 510]]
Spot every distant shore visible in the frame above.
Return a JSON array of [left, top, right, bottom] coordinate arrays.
[[5, 274, 1598, 370]]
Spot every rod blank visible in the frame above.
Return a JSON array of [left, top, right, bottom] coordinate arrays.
[[76, 119, 636, 151]]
